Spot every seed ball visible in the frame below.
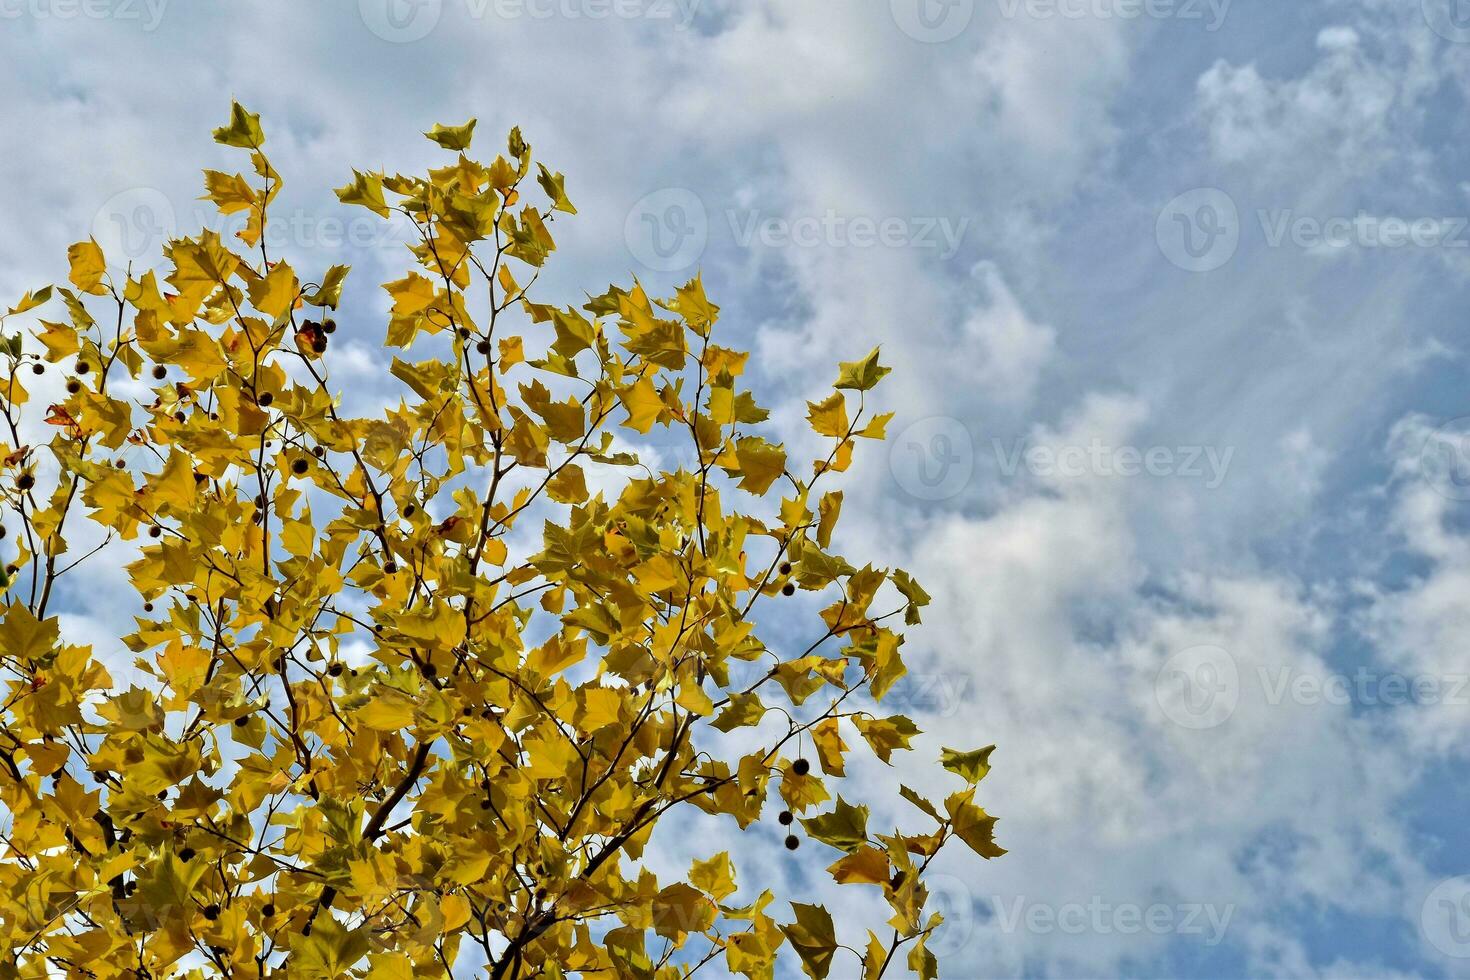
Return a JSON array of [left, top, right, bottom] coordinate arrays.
[[291, 458, 309, 476], [143, 602, 154, 613], [17, 474, 34, 491], [480, 799, 491, 810], [327, 663, 343, 677], [257, 392, 273, 407], [0, 526, 5, 538], [383, 560, 398, 574], [234, 716, 249, 727], [179, 847, 195, 861], [778, 810, 793, 826], [149, 525, 162, 538], [792, 758, 810, 776], [152, 365, 167, 380], [262, 903, 275, 917], [312, 446, 324, 458], [404, 504, 416, 517], [75, 361, 90, 375], [115, 459, 126, 468], [784, 835, 800, 851], [779, 562, 792, 575], [31, 363, 43, 376], [174, 412, 186, 424], [475, 340, 490, 355], [202, 904, 219, 920], [66, 380, 80, 394], [322, 319, 337, 335], [781, 582, 795, 597]]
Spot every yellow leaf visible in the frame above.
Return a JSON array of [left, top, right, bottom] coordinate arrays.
[[201, 171, 257, 215], [0, 604, 59, 660], [732, 437, 786, 495], [827, 846, 889, 885], [690, 852, 737, 901], [247, 262, 298, 320], [806, 392, 848, 438], [67, 239, 108, 295], [619, 376, 661, 434], [359, 690, 418, 731]]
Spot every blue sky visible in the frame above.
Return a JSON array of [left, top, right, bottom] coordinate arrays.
[[4, 0, 1470, 976]]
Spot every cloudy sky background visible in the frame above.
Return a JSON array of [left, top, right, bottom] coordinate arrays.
[[5, 0, 1470, 976]]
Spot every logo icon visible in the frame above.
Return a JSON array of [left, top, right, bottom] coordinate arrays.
[[1423, 876, 1470, 958], [922, 873, 976, 955], [360, 0, 442, 42], [1155, 645, 1239, 730], [624, 188, 708, 273], [889, 416, 974, 501], [890, 0, 974, 42], [1424, 0, 1470, 43], [1420, 417, 1470, 501], [91, 188, 176, 273], [1157, 188, 1239, 273]]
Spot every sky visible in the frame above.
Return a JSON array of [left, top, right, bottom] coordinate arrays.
[[3, 0, 1470, 976]]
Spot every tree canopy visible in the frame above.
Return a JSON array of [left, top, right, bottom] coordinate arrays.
[[0, 104, 1004, 979]]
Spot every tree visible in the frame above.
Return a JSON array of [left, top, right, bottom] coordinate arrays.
[[0, 103, 1004, 979]]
